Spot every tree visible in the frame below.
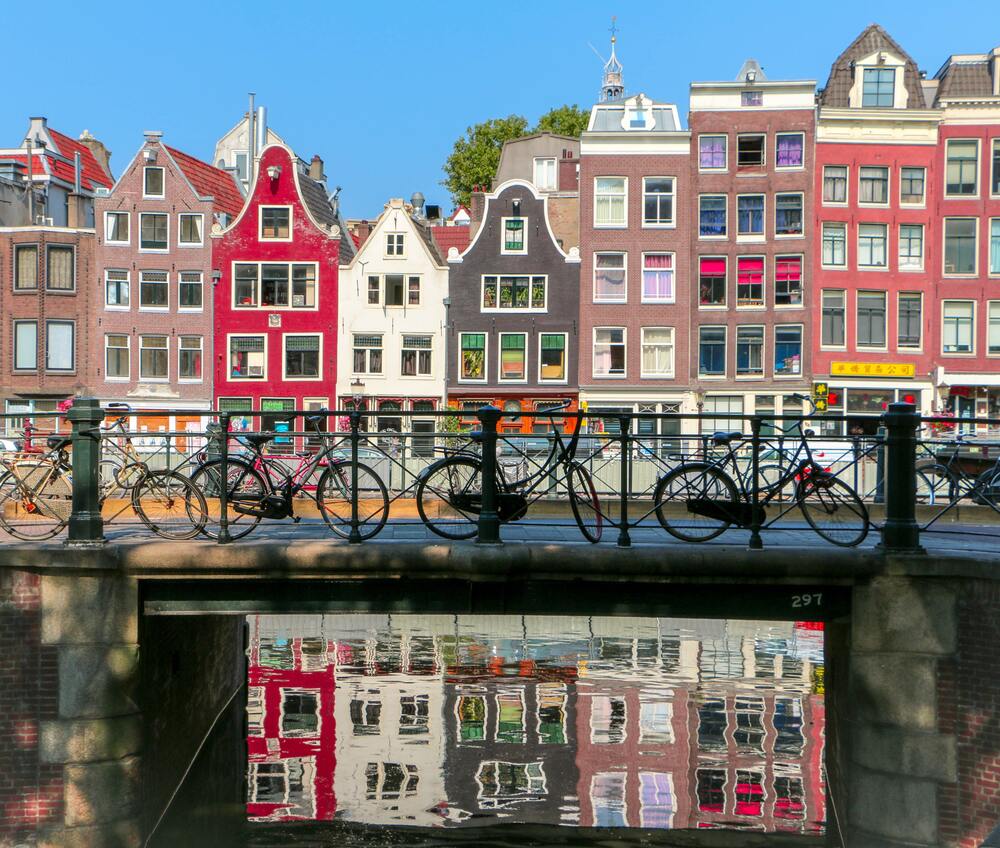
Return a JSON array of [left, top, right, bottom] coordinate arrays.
[[442, 115, 529, 208], [534, 104, 589, 139]]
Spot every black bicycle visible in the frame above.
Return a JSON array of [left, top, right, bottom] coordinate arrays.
[[915, 430, 1000, 510], [652, 394, 869, 546], [414, 402, 602, 542]]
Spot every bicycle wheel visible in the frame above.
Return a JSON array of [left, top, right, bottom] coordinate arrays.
[[798, 473, 869, 547], [566, 462, 602, 543], [915, 463, 956, 506], [0, 467, 69, 541], [653, 463, 738, 542], [132, 470, 207, 540], [758, 463, 791, 502], [416, 457, 484, 540], [317, 461, 389, 540], [187, 459, 266, 541]]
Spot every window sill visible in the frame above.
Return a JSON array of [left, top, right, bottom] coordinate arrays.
[[820, 265, 848, 272], [44, 289, 77, 295], [899, 202, 926, 209], [591, 374, 627, 380], [641, 299, 676, 306], [942, 274, 978, 280], [641, 223, 676, 230], [138, 248, 169, 254], [592, 224, 628, 230], [898, 267, 925, 273], [736, 235, 765, 243], [943, 194, 980, 201], [775, 233, 805, 240], [699, 305, 728, 310], [773, 374, 804, 380], [44, 371, 77, 376], [640, 374, 675, 380], [12, 288, 39, 294], [178, 307, 204, 313], [775, 165, 806, 172], [104, 378, 130, 383], [822, 201, 849, 208], [735, 375, 765, 381], [698, 375, 727, 380], [104, 241, 130, 247], [698, 234, 728, 240], [137, 378, 170, 384], [138, 308, 170, 313], [104, 305, 131, 311], [177, 243, 204, 249], [857, 266, 890, 273], [178, 379, 204, 384], [227, 376, 267, 381]]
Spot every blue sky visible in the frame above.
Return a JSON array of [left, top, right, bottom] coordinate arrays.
[[5, 1, 998, 219]]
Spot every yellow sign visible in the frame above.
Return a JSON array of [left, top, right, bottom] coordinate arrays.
[[814, 398, 829, 412], [830, 361, 915, 378], [813, 382, 828, 397]]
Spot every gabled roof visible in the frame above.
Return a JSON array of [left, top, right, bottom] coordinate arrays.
[[164, 145, 244, 218], [819, 24, 926, 109], [934, 57, 996, 102], [46, 128, 113, 189]]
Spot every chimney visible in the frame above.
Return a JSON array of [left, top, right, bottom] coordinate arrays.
[[354, 219, 373, 248], [410, 191, 425, 218], [309, 154, 325, 183], [993, 47, 1000, 97], [77, 129, 112, 179], [256, 106, 267, 152], [27, 116, 47, 147], [558, 149, 579, 193], [470, 187, 486, 224]]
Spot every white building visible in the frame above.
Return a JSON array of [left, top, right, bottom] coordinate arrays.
[[213, 109, 284, 191]]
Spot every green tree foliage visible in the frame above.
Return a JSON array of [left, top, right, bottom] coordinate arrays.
[[534, 104, 589, 138], [442, 115, 529, 208]]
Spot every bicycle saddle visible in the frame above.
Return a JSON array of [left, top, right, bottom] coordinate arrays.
[[712, 431, 743, 446], [241, 433, 273, 448], [47, 436, 71, 451]]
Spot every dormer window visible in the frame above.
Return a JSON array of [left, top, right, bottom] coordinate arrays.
[[502, 217, 526, 254], [386, 233, 405, 257], [260, 206, 291, 240], [862, 68, 895, 107], [533, 158, 556, 191], [143, 167, 164, 198], [741, 90, 763, 107]]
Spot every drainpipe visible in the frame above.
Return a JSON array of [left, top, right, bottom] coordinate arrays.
[[247, 92, 256, 185], [442, 297, 450, 411], [26, 139, 34, 223]]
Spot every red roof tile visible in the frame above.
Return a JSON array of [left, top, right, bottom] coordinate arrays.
[[431, 225, 471, 257], [47, 129, 113, 189], [164, 145, 244, 218]]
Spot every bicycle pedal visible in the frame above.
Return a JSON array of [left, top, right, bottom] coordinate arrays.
[[292, 515, 301, 523]]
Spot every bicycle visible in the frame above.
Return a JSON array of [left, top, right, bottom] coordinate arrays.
[[915, 429, 1000, 509], [413, 402, 602, 542], [652, 394, 869, 547], [186, 412, 389, 540]]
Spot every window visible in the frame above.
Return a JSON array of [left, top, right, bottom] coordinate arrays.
[[775, 194, 803, 236], [641, 327, 674, 377], [502, 217, 526, 253], [943, 301, 975, 353], [234, 264, 258, 307], [353, 334, 382, 374], [483, 275, 546, 310], [179, 336, 202, 380], [593, 328, 625, 377], [139, 335, 168, 379], [260, 206, 290, 239], [737, 134, 765, 168], [946, 140, 978, 196], [898, 224, 924, 271], [775, 133, 804, 168], [641, 254, 673, 302], [45, 321, 74, 372], [586, 252, 626, 304], [14, 244, 37, 290], [857, 292, 887, 348], [699, 326, 726, 376], [178, 213, 203, 245], [822, 291, 846, 347], [105, 211, 129, 243], [499, 334, 527, 381], [179, 271, 203, 309], [105, 334, 129, 379], [992, 219, 1000, 275], [737, 195, 764, 236], [401, 335, 432, 376], [234, 263, 315, 308], [699, 257, 726, 306], [533, 157, 556, 190], [699, 195, 726, 237], [539, 333, 566, 381], [143, 166, 164, 197], [139, 212, 168, 250], [385, 274, 405, 306], [858, 224, 888, 268], [775, 256, 803, 306], [741, 90, 763, 107], [367, 275, 379, 305], [775, 326, 802, 376], [898, 293, 922, 349], [459, 333, 485, 380], [859, 166, 889, 204], [989, 302, 1000, 355], [862, 68, 895, 107], [229, 336, 266, 378], [823, 166, 848, 204], [822, 223, 847, 267], [408, 276, 420, 305], [993, 140, 1000, 195], [139, 270, 168, 308], [643, 177, 674, 226], [284, 335, 320, 378], [737, 256, 764, 307], [13, 321, 37, 370], [699, 135, 727, 170], [736, 326, 764, 377], [105, 269, 129, 307], [234, 152, 248, 183], [945, 218, 978, 275], [595, 177, 626, 226], [385, 233, 405, 256], [45, 245, 74, 291], [900, 167, 926, 204]]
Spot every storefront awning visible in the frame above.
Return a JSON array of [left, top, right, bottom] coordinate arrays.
[[939, 374, 1000, 387]]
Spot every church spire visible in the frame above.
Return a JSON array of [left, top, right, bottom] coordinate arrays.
[[600, 17, 624, 102]]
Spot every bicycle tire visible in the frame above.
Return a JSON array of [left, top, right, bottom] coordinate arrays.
[[797, 473, 869, 547], [0, 467, 68, 541], [758, 463, 791, 502], [416, 456, 484, 540], [566, 461, 602, 543], [317, 461, 390, 541], [187, 459, 266, 540], [653, 463, 739, 543], [132, 470, 207, 540], [915, 463, 956, 507]]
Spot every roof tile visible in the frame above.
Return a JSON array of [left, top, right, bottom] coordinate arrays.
[[164, 145, 244, 218]]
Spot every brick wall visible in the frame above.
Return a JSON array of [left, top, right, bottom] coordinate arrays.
[[0, 569, 62, 843]]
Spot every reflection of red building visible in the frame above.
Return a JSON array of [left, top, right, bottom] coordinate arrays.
[[246, 623, 337, 821]]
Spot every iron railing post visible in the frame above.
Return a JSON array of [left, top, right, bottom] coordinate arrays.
[[67, 397, 105, 545], [874, 426, 886, 504], [476, 405, 502, 545], [617, 414, 632, 548], [218, 413, 232, 544], [748, 415, 764, 550], [878, 402, 924, 553], [348, 410, 362, 544]]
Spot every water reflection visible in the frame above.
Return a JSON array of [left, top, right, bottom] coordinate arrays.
[[246, 615, 825, 835]]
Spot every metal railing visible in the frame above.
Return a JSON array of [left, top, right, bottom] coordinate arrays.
[[0, 397, 996, 552]]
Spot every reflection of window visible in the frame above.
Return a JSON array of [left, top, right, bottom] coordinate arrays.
[[734, 697, 765, 752], [366, 762, 418, 800], [591, 695, 626, 744], [459, 333, 485, 381], [247, 687, 264, 737], [353, 334, 382, 374], [699, 257, 726, 306], [774, 697, 804, 755], [639, 701, 672, 743], [639, 772, 673, 829], [592, 772, 627, 827], [350, 698, 382, 735], [477, 761, 546, 808], [230, 335, 265, 379], [399, 695, 429, 735], [537, 683, 566, 745], [774, 773, 805, 820], [496, 689, 525, 744], [499, 333, 526, 381], [593, 328, 625, 377], [735, 770, 765, 817], [698, 699, 727, 752], [281, 689, 319, 737], [696, 768, 726, 813], [457, 693, 486, 742], [539, 334, 566, 381]]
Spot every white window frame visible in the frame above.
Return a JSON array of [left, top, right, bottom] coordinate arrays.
[[736, 133, 766, 169], [104, 211, 130, 245], [45, 320, 75, 373], [945, 138, 980, 199], [987, 300, 1000, 357], [858, 166, 890, 207], [698, 194, 727, 240], [533, 157, 557, 191], [821, 222, 848, 269], [481, 275, 547, 313], [593, 177, 627, 228], [640, 252, 675, 304], [592, 326, 627, 379], [178, 335, 203, 383], [177, 213, 204, 247], [497, 332, 528, 383], [992, 217, 1000, 277], [104, 333, 130, 382], [943, 217, 979, 278], [736, 193, 766, 242], [458, 332, 488, 383], [857, 223, 889, 270], [385, 232, 406, 258], [640, 326, 675, 379], [537, 332, 568, 383], [351, 333, 383, 376], [735, 324, 766, 379], [13, 320, 37, 371], [258, 205, 293, 242], [774, 254, 804, 308], [400, 334, 433, 378], [104, 269, 130, 310], [138, 211, 169, 253], [591, 253, 627, 304], [774, 192, 804, 239], [774, 132, 806, 170], [281, 333, 323, 381], [697, 134, 728, 172], [899, 166, 926, 207], [898, 224, 925, 272], [641, 176, 675, 229], [856, 290, 889, 352], [941, 299, 976, 356], [500, 216, 528, 255], [139, 270, 169, 311], [227, 333, 268, 381], [993, 140, 1000, 199], [773, 323, 803, 379], [822, 165, 849, 206], [229, 262, 320, 311], [143, 166, 165, 199], [178, 271, 204, 312], [897, 292, 923, 352], [698, 256, 728, 310], [735, 255, 766, 309], [698, 325, 727, 379], [138, 334, 169, 382], [820, 289, 847, 351]]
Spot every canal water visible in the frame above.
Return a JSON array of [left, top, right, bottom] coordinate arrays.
[[153, 615, 826, 845]]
